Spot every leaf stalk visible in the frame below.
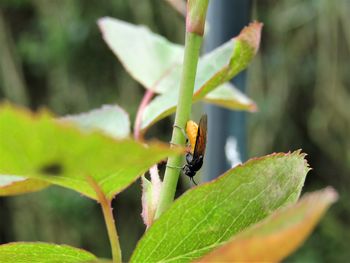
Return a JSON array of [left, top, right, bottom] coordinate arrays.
[[88, 177, 122, 263]]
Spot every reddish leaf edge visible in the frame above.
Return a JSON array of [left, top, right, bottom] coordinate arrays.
[[236, 21, 263, 56], [196, 187, 338, 262], [196, 150, 310, 189], [132, 150, 310, 261]]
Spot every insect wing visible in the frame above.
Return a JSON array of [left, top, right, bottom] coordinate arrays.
[[193, 114, 207, 159], [186, 120, 198, 154]]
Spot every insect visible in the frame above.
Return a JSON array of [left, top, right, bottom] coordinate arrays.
[[39, 163, 63, 176], [183, 114, 207, 185]]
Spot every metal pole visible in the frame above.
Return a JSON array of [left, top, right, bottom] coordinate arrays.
[[203, 0, 252, 181]]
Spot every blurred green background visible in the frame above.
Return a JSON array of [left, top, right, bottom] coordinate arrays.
[[0, 0, 349, 262]]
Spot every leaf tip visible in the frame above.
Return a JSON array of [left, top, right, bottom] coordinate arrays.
[[249, 102, 258, 112], [321, 186, 339, 204], [236, 21, 263, 54], [97, 16, 108, 29], [290, 149, 312, 173], [97, 17, 112, 38]]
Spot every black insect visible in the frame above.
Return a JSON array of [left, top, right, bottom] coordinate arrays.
[[183, 114, 207, 185], [39, 163, 63, 176]]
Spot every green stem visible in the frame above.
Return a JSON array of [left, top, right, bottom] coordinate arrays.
[[88, 177, 121, 263], [155, 32, 203, 218], [100, 197, 121, 263]]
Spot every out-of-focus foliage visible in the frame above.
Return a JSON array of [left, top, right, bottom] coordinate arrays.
[[0, 0, 184, 116], [248, 0, 350, 261], [62, 104, 131, 139], [0, 104, 180, 200], [0, 175, 49, 196], [0, 242, 97, 263], [0, 1, 184, 260]]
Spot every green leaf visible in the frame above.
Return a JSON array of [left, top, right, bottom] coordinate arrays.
[[61, 104, 130, 139], [98, 17, 184, 93], [141, 22, 262, 130], [90, 260, 113, 263], [202, 83, 257, 112], [131, 151, 309, 263], [0, 242, 97, 263], [98, 17, 259, 130], [0, 175, 49, 196], [0, 104, 181, 200], [198, 187, 338, 262]]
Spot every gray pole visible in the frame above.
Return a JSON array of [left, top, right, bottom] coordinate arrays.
[[203, 0, 252, 181]]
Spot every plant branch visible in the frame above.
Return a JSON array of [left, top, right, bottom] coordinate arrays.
[[155, 32, 203, 218], [88, 177, 121, 263], [155, 0, 209, 219], [134, 89, 154, 140]]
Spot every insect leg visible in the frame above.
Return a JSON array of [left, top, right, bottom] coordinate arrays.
[[190, 176, 198, 186]]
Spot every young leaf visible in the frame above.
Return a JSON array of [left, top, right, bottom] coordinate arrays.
[[98, 17, 184, 93], [61, 104, 130, 139], [197, 187, 338, 262], [0, 104, 181, 200], [141, 165, 162, 228], [0, 175, 49, 196], [131, 151, 309, 263], [141, 22, 262, 130], [0, 242, 97, 263], [141, 177, 153, 226]]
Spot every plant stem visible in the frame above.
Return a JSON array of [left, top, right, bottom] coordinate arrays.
[[88, 177, 121, 263], [155, 32, 203, 218]]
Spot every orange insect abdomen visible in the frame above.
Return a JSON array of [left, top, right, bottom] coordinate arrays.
[[186, 120, 198, 154]]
